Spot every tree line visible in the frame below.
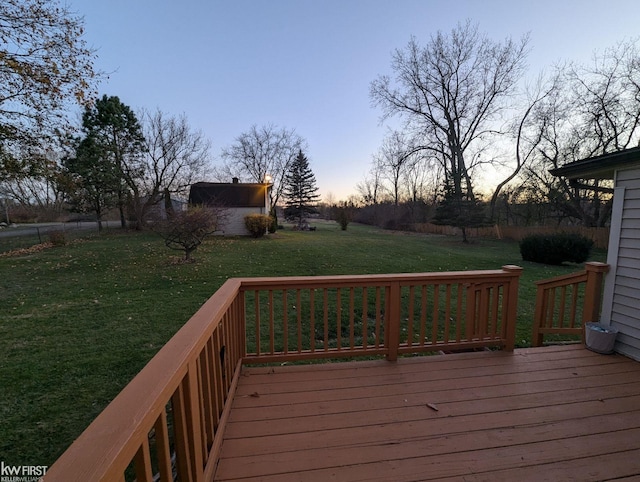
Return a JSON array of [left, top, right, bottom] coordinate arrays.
[[360, 21, 640, 239], [0, 1, 212, 229], [0, 1, 322, 231], [3, 3, 639, 237]]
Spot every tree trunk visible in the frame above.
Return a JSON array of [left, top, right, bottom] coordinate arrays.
[[118, 189, 126, 228]]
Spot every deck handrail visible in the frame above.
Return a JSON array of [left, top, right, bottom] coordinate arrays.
[[44, 266, 522, 482], [532, 261, 609, 346], [44, 278, 245, 482]]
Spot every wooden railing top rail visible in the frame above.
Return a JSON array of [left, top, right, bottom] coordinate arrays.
[[238, 266, 524, 290], [44, 278, 242, 482], [535, 270, 588, 288], [535, 262, 608, 289]]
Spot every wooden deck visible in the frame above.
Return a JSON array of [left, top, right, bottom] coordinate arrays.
[[214, 345, 640, 481]]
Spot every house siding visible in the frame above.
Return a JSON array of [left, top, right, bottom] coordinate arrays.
[[606, 168, 640, 360]]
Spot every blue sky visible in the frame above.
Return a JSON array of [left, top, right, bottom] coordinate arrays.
[[70, 0, 639, 200]]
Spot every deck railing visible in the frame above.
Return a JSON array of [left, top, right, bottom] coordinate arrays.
[[44, 279, 246, 482], [532, 262, 609, 346], [44, 266, 522, 482], [240, 266, 523, 363]]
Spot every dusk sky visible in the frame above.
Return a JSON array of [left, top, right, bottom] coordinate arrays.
[[70, 0, 639, 200]]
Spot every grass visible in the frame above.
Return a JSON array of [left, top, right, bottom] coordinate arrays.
[[0, 221, 607, 468]]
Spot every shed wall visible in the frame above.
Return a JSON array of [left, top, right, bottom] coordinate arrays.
[[220, 207, 264, 236]]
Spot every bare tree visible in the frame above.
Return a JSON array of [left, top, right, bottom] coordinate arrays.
[[219, 124, 306, 207], [373, 130, 417, 206], [0, 0, 98, 147], [153, 206, 225, 262], [403, 152, 441, 205], [525, 39, 640, 226], [488, 75, 558, 221], [567, 39, 640, 155], [132, 110, 211, 225], [356, 163, 386, 205], [370, 21, 529, 214], [0, 147, 67, 217]]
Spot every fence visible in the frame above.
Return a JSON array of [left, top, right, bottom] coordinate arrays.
[[414, 223, 610, 249], [0, 222, 120, 254]]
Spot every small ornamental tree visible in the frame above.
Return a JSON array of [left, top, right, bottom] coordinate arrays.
[[283, 150, 320, 229], [154, 206, 224, 262], [334, 201, 355, 231]]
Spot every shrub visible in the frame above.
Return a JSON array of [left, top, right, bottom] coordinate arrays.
[[334, 204, 352, 231], [244, 214, 271, 238], [337, 213, 349, 231], [520, 233, 594, 265], [153, 206, 223, 261], [48, 230, 67, 246]]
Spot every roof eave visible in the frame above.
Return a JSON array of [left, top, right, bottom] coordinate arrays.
[[550, 146, 640, 180]]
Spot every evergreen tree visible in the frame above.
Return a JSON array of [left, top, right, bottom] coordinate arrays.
[[432, 178, 486, 243], [283, 150, 320, 229], [63, 134, 119, 231], [79, 95, 145, 228]]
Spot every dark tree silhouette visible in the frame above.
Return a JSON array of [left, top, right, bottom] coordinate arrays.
[[283, 150, 320, 229]]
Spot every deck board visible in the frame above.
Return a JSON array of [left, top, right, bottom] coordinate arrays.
[[214, 345, 640, 481]]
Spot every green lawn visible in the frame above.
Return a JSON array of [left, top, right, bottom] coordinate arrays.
[[0, 221, 607, 468]]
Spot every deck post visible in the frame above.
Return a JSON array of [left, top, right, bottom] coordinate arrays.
[[581, 262, 610, 325], [502, 265, 523, 351], [237, 293, 246, 358], [532, 285, 547, 347], [386, 282, 401, 361]]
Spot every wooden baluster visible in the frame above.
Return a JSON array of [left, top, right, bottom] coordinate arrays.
[[420, 285, 427, 346], [253, 291, 260, 357], [323, 289, 329, 351], [407, 285, 415, 347], [456, 284, 463, 343], [336, 288, 342, 351], [154, 410, 173, 482], [501, 265, 522, 351], [297, 290, 302, 353], [310, 289, 316, 352], [133, 440, 153, 482], [362, 287, 368, 350], [349, 288, 355, 350], [269, 291, 275, 355], [282, 290, 288, 354], [386, 282, 401, 361], [374, 287, 382, 349], [432, 284, 440, 344]]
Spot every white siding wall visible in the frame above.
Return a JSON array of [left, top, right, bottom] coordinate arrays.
[[219, 207, 264, 236], [603, 168, 640, 360]]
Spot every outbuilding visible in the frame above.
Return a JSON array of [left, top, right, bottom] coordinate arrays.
[[188, 178, 272, 236]]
